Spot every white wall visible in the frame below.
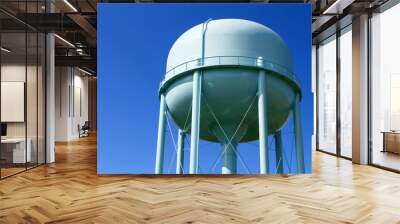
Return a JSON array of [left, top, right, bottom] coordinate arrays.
[[55, 67, 89, 141], [1, 65, 38, 138], [71, 72, 89, 138], [1, 82, 25, 122], [1, 65, 26, 131], [46, 32, 56, 163], [55, 66, 70, 141], [1, 63, 46, 164]]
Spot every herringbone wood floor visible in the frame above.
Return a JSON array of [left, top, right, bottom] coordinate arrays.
[[1, 135, 400, 224]]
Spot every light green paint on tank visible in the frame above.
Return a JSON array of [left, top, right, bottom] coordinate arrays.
[[165, 19, 293, 81], [161, 19, 299, 143], [164, 68, 295, 143]]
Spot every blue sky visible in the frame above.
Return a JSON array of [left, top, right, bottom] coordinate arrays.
[[98, 3, 312, 174]]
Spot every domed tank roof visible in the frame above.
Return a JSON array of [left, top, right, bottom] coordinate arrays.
[[165, 19, 294, 82]]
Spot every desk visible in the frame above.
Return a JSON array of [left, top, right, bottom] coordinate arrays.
[[1, 138, 31, 163], [382, 131, 400, 154]]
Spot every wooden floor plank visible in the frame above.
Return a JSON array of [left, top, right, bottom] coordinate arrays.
[[1, 134, 400, 223]]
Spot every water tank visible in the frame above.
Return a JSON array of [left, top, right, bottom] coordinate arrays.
[[160, 19, 300, 142], [155, 18, 303, 174]]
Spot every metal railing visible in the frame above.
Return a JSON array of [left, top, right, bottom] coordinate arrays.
[[164, 55, 299, 87]]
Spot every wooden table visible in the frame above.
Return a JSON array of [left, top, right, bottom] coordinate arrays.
[[382, 131, 400, 154], [0, 138, 31, 165]]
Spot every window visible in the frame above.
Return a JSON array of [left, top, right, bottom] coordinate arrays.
[[339, 27, 352, 158], [317, 35, 337, 154], [370, 3, 400, 171], [0, 1, 47, 179]]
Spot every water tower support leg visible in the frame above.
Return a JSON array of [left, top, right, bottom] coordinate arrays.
[[293, 93, 305, 173], [258, 70, 269, 174], [190, 70, 202, 174], [176, 129, 185, 174], [222, 143, 237, 174], [155, 94, 167, 174], [274, 131, 283, 174]]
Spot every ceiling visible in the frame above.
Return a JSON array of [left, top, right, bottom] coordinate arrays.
[[0, 0, 390, 74]]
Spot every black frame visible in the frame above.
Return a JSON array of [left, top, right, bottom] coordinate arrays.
[[367, 2, 400, 173], [316, 0, 400, 173], [0, 0, 47, 180], [316, 32, 339, 156], [315, 24, 353, 161]]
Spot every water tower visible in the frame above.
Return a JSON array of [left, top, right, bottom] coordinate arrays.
[[155, 19, 304, 174]]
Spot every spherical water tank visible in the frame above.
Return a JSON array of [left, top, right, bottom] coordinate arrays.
[[159, 19, 300, 143]]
